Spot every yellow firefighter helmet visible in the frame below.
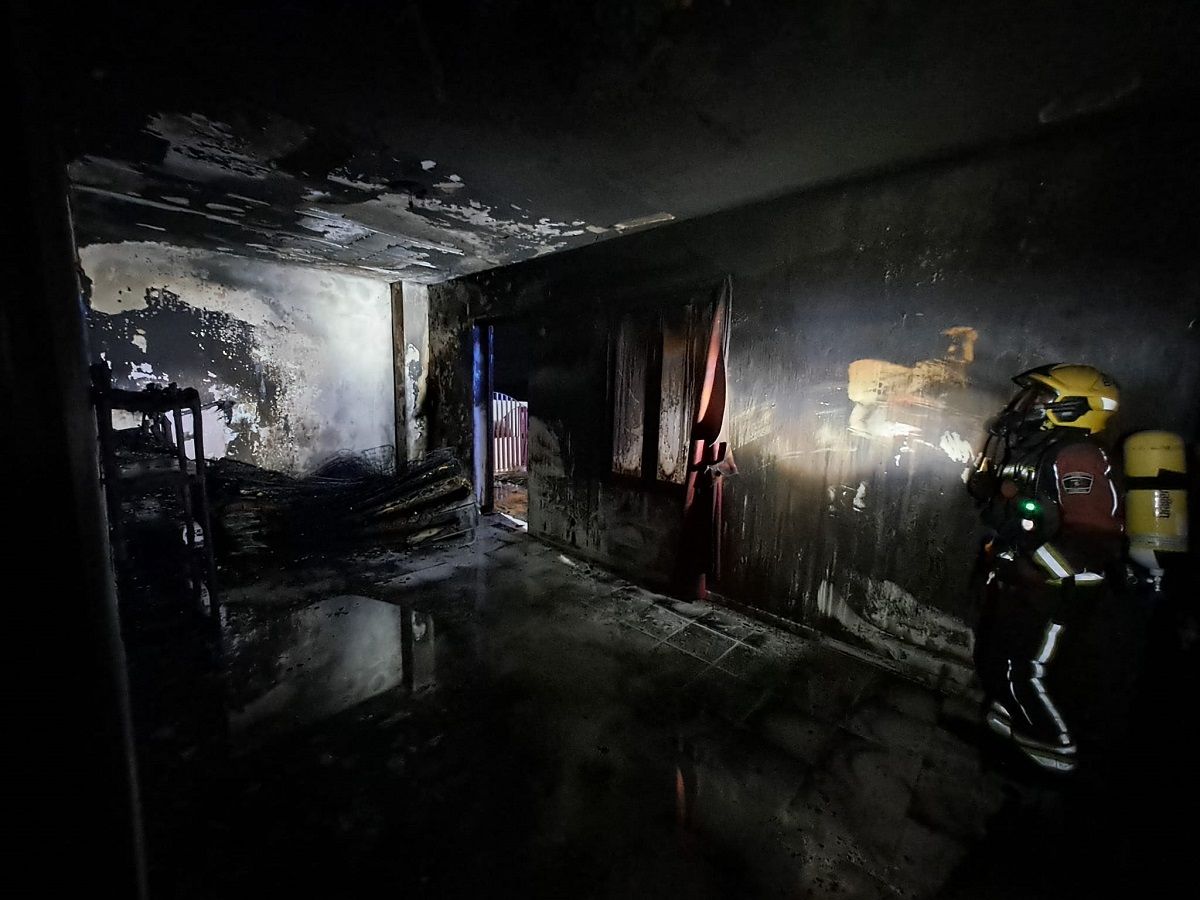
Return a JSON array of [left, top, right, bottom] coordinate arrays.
[[1014, 364, 1119, 433]]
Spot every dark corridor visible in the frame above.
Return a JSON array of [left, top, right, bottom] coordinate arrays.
[[490, 320, 531, 523]]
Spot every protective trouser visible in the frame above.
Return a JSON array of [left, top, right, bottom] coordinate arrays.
[[975, 575, 1079, 772]]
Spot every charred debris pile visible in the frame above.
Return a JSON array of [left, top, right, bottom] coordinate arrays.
[[209, 447, 477, 562]]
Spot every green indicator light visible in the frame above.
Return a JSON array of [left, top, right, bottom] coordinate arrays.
[[1020, 499, 1040, 514]]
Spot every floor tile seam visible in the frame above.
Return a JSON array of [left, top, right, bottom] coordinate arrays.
[[661, 617, 759, 658], [684, 615, 760, 650], [709, 642, 741, 671], [649, 619, 696, 649]]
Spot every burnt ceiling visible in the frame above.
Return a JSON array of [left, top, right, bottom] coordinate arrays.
[[43, 0, 1198, 282]]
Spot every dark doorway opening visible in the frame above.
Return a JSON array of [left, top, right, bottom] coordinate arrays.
[[487, 320, 531, 523]]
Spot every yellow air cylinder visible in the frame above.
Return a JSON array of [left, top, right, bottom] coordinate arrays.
[[1124, 430, 1189, 580]]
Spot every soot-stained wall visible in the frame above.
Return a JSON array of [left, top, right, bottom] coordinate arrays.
[[83, 242, 395, 474], [430, 112, 1200, 679]]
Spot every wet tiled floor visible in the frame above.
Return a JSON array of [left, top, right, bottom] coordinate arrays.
[[122, 517, 1194, 898]]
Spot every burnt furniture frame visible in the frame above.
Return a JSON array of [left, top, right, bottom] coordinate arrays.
[[91, 365, 219, 620]]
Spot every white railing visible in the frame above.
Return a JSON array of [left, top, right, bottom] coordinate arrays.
[[492, 392, 529, 474]]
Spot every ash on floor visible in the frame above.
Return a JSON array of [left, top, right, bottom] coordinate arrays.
[[121, 517, 1195, 899]]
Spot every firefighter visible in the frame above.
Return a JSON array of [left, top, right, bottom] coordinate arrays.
[[968, 364, 1124, 773]]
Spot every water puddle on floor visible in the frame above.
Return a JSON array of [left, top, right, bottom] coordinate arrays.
[[132, 522, 1112, 898], [224, 595, 437, 748]]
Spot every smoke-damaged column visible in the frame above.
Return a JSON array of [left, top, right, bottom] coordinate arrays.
[[393, 281, 431, 464]]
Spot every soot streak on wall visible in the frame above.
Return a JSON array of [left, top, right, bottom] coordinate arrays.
[[83, 242, 395, 473], [428, 111, 1200, 678]]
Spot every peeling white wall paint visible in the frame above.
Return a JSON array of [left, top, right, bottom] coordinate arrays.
[[144, 112, 280, 181], [161, 405, 239, 460], [83, 241, 395, 474], [341, 192, 594, 268], [852, 481, 867, 510], [937, 430, 974, 464], [70, 112, 615, 284], [74, 184, 245, 227]]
